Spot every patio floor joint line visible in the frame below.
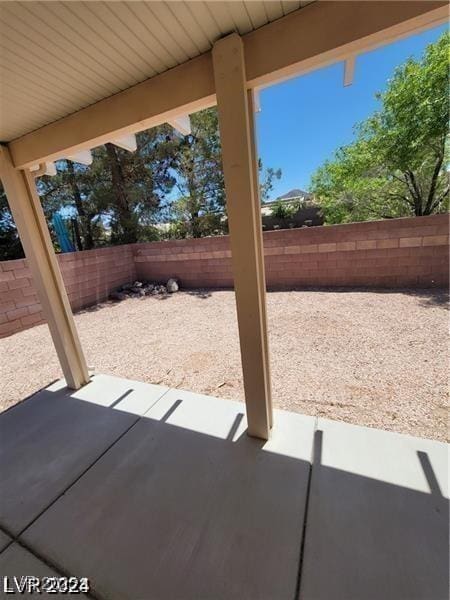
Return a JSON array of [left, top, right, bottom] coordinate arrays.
[[2, 536, 102, 600], [17, 385, 173, 540], [0, 384, 175, 600], [294, 416, 318, 600]]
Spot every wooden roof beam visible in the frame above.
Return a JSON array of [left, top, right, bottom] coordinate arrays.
[[8, 1, 447, 169]]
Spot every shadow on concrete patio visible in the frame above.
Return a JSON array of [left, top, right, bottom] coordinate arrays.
[[0, 375, 447, 600]]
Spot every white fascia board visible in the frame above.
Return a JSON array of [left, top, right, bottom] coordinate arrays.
[[254, 88, 262, 113], [66, 150, 93, 165], [45, 162, 57, 176], [167, 115, 191, 136], [111, 134, 137, 152], [344, 56, 356, 87], [30, 162, 57, 176]]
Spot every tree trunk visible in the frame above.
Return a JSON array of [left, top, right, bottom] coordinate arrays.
[[186, 167, 202, 238], [424, 152, 444, 215], [72, 218, 83, 251], [66, 160, 94, 249], [404, 170, 423, 216], [105, 143, 138, 243]]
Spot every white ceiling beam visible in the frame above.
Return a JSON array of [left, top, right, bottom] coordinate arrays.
[[110, 134, 137, 152], [45, 162, 57, 176], [167, 116, 191, 136], [29, 162, 57, 177], [254, 89, 262, 113], [343, 56, 356, 87], [29, 163, 45, 176], [9, 1, 447, 169], [65, 150, 93, 165]]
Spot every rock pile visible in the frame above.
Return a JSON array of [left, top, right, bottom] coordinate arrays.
[[109, 279, 179, 301]]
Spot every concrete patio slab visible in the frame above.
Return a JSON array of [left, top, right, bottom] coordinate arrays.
[[23, 385, 315, 600], [0, 529, 11, 552], [299, 418, 449, 600], [48, 373, 169, 416], [147, 386, 317, 460], [0, 374, 168, 535], [0, 543, 88, 598], [4, 374, 448, 599]]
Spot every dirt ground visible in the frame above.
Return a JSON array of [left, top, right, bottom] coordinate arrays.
[[1, 289, 448, 442]]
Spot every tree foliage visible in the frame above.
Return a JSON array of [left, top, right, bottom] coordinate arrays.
[[161, 108, 226, 238], [259, 161, 282, 203], [0, 107, 282, 256], [311, 33, 449, 223], [159, 108, 281, 238], [270, 198, 300, 219], [37, 126, 175, 248], [0, 187, 23, 261]]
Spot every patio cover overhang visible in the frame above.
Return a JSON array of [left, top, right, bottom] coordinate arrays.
[[0, 1, 447, 439]]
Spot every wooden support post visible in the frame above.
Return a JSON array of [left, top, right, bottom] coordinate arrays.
[[247, 89, 273, 429], [0, 145, 89, 389], [212, 34, 273, 440]]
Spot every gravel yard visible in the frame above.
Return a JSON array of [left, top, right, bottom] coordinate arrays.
[[1, 289, 447, 441]]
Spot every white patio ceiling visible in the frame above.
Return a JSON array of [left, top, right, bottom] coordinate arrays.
[[0, 0, 314, 142]]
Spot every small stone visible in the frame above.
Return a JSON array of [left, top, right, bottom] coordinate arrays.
[[166, 278, 179, 293], [133, 281, 143, 288]]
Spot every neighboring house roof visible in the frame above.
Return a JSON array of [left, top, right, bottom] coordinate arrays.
[[276, 188, 309, 200], [261, 191, 313, 216]]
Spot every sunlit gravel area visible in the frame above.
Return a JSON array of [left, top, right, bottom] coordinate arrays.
[[1, 289, 448, 441]]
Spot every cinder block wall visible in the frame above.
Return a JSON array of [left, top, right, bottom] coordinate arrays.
[[0, 245, 136, 337], [135, 214, 449, 289], [0, 214, 448, 338]]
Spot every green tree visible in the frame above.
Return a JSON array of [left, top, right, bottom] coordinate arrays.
[[163, 107, 282, 238], [259, 160, 282, 203], [0, 108, 282, 255], [38, 160, 105, 250], [163, 108, 226, 238], [0, 184, 24, 260], [37, 126, 176, 247], [270, 198, 300, 219], [89, 128, 175, 244], [311, 33, 449, 224]]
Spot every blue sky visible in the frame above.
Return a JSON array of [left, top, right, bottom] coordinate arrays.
[[256, 23, 447, 200]]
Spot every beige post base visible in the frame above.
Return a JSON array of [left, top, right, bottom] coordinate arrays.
[[213, 34, 273, 440], [0, 145, 89, 390]]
